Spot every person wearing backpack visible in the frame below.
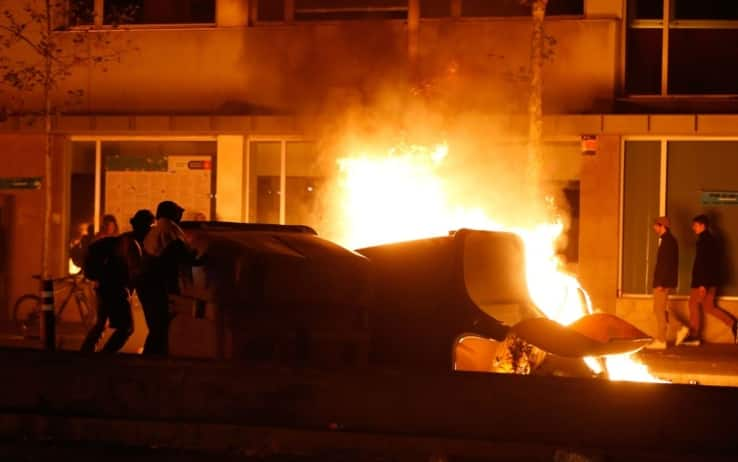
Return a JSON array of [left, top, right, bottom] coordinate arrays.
[[80, 210, 154, 353]]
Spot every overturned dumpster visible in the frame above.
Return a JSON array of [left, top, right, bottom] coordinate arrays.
[[172, 222, 372, 364], [172, 223, 650, 373]]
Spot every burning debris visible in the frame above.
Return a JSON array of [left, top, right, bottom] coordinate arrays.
[[328, 142, 665, 383]]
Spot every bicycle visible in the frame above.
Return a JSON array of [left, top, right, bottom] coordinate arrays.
[[13, 273, 96, 339]]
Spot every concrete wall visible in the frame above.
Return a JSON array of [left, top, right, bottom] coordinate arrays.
[[579, 135, 620, 313], [0, 14, 619, 116], [0, 134, 66, 319]]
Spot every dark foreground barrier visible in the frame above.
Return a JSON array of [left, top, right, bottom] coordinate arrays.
[[0, 349, 737, 461]]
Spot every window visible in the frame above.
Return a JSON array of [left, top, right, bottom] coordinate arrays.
[[247, 140, 328, 232], [256, 0, 286, 21], [621, 141, 661, 294], [101, 141, 216, 224], [294, 0, 408, 21], [621, 139, 738, 296], [420, 0, 450, 18], [462, 0, 583, 17], [626, 0, 738, 95], [69, 0, 215, 25]]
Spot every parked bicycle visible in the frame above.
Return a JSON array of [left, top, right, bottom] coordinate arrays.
[[13, 274, 96, 339]]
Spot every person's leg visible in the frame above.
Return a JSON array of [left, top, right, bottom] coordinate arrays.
[[80, 288, 109, 352], [139, 285, 169, 355], [687, 288, 702, 338], [101, 289, 133, 353], [701, 287, 736, 328], [653, 288, 668, 342]]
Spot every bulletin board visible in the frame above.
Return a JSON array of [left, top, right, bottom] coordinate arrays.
[[105, 155, 213, 227]]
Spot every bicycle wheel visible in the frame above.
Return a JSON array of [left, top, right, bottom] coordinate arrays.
[[13, 295, 42, 339]]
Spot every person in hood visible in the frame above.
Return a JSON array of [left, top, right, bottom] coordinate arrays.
[[137, 200, 196, 355], [682, 214, 737, 346]]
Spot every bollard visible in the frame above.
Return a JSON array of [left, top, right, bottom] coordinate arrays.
[[41, 279, 55, 351]]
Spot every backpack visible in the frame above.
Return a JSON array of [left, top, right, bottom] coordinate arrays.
[[83, 236, 119, 282]]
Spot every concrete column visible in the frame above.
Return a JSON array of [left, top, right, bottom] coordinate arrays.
[[216, 135, 244, 222], [216, 0, 251, 27], [578, 135, 621, 313]]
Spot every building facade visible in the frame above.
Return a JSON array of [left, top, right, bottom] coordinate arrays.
[[1, 0, 737, 344]]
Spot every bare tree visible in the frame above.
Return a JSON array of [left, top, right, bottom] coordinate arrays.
[[0, 0, 133, 347]]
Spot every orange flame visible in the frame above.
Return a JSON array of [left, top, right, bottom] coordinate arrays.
[[331, 142, 664, 383]]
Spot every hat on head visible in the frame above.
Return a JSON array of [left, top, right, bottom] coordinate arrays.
[[654, 216, 670, 228]]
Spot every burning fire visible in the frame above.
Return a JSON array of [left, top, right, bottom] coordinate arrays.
[[333, 142, 664, 383]]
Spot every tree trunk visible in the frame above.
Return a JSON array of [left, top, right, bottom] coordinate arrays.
[[42, 0, 53, 280], [527, 0, 548, 199], [42, 0, 55, 351]]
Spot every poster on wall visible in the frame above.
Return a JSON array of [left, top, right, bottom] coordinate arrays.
[[105, 155, 212, 228]]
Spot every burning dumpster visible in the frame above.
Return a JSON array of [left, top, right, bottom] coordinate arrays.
[[357, 229, 652, 374], [171, 223, 650, 377]]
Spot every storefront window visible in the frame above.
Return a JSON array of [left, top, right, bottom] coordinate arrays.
[[621, 141, 661, 295], [247, 140, 327, 232], [666, 141, 738, 296], [248, 141, 281, 224], [68, 142, 96, 274], [622, 140, 738, 297], [101, 140, 215, 228]]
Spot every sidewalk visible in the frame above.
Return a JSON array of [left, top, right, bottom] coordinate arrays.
[[637, 343, 738, 387]]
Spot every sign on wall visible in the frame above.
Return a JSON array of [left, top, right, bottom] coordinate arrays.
[[105, 155, 212, 227], [701, 191, 738, 206], [0, 177, 41, 190]]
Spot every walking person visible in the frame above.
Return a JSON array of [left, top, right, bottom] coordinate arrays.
[[647, 216, 688, 349], [682, 214, 738, 346], [80, 210, 154, 353], [137, 200, 196, 355]]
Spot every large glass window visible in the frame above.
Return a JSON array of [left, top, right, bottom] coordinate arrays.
[[256, 0, 582, 21], [101, 141, 216, 227], [621, 141, 661, 294], [295, 0, 408, 20], [67, 142, 96, 274], [69, 0, 216, 25], [462, 0, 583, 17], [666, 141, 738, 296], [420, 0, 450, 18], [622, 139, 738, 296], [247, 140, 328, 232], [626, 0, 738, 95]]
